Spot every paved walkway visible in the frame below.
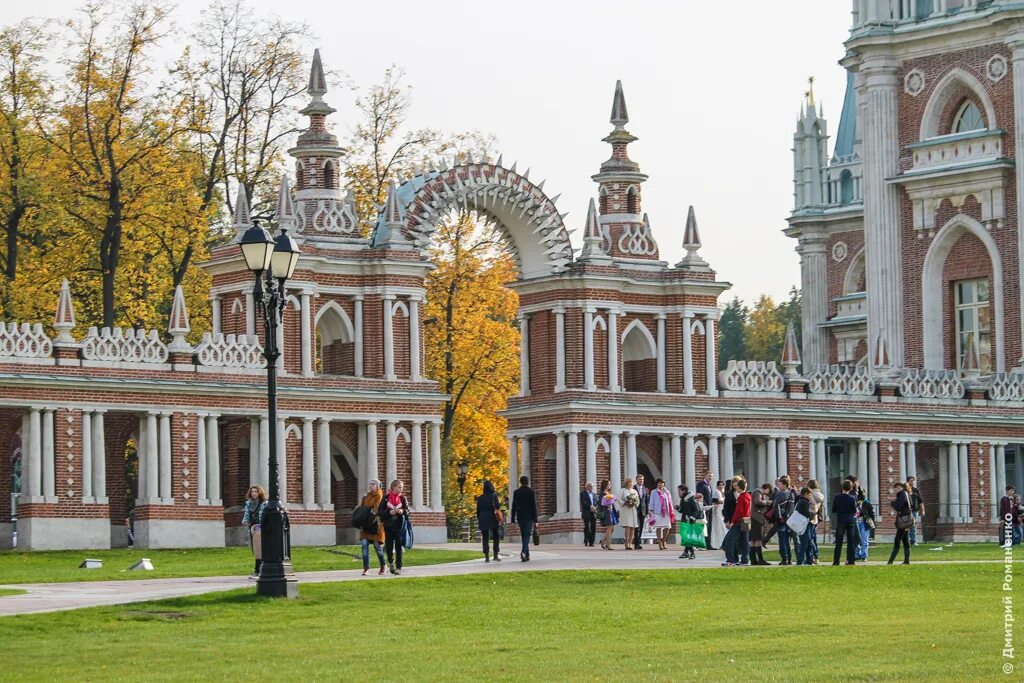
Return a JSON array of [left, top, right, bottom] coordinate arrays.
[[0, 543, 1002, 617]]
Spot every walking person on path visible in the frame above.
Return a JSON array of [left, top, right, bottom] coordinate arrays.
[[358, 479, 386, 576], [887, 481, 913, 565], [511, 475, 538, 562], [242, 484, 268, 578], [378, 480, 409, 575], [617, 477, 640, 550], [907, 476, 925, 546], [476, 480, 502, 563], [832, 480, 859, 565]]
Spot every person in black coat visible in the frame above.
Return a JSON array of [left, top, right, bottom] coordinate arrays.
[[887, 481, 912, 565], [579, 482, 598, 547], [831, 480, 858, 565], [476, 480, 502, 563], [633, 474, 650, 549], [511, 475, 538, 562], [696, 472, 715, 548], [378, 479, 410, 575]]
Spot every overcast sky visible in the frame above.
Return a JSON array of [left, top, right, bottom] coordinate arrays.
[[2, 1, 852, 304]]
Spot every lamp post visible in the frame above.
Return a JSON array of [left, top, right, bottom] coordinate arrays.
[[457, 459, 469, 542], [239, 219, 300, 599]]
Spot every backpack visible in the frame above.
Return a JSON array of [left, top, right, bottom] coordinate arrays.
[[351, 505, 378, 533]]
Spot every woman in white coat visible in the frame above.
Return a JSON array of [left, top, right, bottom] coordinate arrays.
[[616, 477, 640, 550]]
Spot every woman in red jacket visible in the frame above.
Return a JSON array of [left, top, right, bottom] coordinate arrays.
[[723, 479, 752, 566]]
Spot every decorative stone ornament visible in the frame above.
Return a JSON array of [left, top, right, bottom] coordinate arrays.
[[832, 241, 848, 262], [987, 54, 1008, 83], [904, 69, 926, 97]]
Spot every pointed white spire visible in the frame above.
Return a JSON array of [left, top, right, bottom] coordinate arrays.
[[53, 279, 77, 343], [579, 198, 610, 263], [232, 185, 252, 236], [275, 174, 296, 231], [373, 181, 407, 247], [610, 80, 629, 130], [167, 285, 191, 353], [781, 322, 801, 379], [308, 48, 327, 97], [675, 205, 709, 270]]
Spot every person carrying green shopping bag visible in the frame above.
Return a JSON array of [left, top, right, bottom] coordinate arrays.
[[677, 484, 706, 559]]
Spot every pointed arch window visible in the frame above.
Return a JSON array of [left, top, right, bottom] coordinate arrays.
[[839, 170, 854, 205], [295, 161, 305, 191], [626, 186, 639, 214], [955, 278, 992, 373], [953, 101, 984, 134], [324, 160, 337, 189]]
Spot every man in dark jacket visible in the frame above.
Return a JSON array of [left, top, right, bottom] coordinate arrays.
[[580, 482, 598, 547], [633, 474, 650, 549], [511, 475, 538, 562], [696, 471, 715, 549], [907, 476, 924, 545], [831, 479, 859, 565], [772, 476, 796, 565], [1000, 486, 1017, 547]]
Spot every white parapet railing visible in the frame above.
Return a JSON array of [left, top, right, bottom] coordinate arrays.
[[806, 364, 875, 396], [719, 360, 785, 393], [987, 372, 1024, 402], [0, 321, 53, 359], [898, 368, 965, 400], [194, 332, 266, 369], [81, 326, 169, 364]]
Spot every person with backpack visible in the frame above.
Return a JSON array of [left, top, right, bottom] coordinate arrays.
[[887, 481, 913, 565], [794, 487, 814, 565], [357, 479, 386, 576], [772, 475, 796, 565], [476, 480, 502, 563], [378, 479, 410, 575]]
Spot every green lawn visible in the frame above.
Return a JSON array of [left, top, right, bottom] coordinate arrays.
[[0, 564, 1008, 681], [0, 545, 478, 584], [0, 588, 24, 596], [759, 541, 1012, 562]]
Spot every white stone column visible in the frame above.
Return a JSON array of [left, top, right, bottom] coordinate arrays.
[[625, 432, 638, 480], [899, 440, 908, 480], [207, 415, 221, 504], [248, 419, 260, 488], [158, 413, 172, 502], [816, 438, 828, 501], [661, 437, 672, 492], [585, 430, 597, 487], [520, 436, 531, 482], [708, 434, 720, 482], [519, 313, 530, 396], [196, 414, 207, 503], [385, 421, 397, 485], [92, 411, 106, 501], [584, 308, 595, 390], [302, 418, 315, 506], [907, 440, 918, 481], [41, 409, 54, 500], [808, 438, 818, 481], [1012, 41, 1024, 366], [411, 421, 424, 510], [508, 435, 519, 501], [990, 444, 1000, 523], [958, 442, 970, 521], [997, 444, 1008, 508], [610, 432, 622, 493], [365, 421, 379, 484], [300, 291, 312, 377], [868, 439, 879, 503], [429, 422, 442, 510], [145, 413, 158, 503], [211, 295, 222, 334], [766, 438, 778, 485], [938, 444, 950, 521], [277, 418, 287, 504], [554, 307, 566, 392], [81, 410, 93, 501], [656, 313, 666, 392], [777, 437, 788, 478], [568, 431, 581, 515], [722, 435, 735, 482], [682, 312, 694, 395], [555, 432, 567, 515], [798, 237, 829, 368], [948, 443, 961, 523], [684, 433, 696, 492], [857, 439, 868, 485], [409, 298, 421, 381], [259, 417, 270, 488], [607, 308, 619, 392], [245, 291, 255, 337], [669, 435, 683, 501], [317, 419, 331, 507], [383, 295, 396, 380], [860, 58, 904, 367], [354, 296, 364, 377], [705, 317, 717, 395]]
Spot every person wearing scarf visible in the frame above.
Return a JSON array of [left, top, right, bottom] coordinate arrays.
[[647, 478, 675, 550], [378, 480, 410, 575], [358, 480, 386, 576]]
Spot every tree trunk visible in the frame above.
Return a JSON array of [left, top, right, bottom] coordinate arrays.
[[100, 179, 123, 329]]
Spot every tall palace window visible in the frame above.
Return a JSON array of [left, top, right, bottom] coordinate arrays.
[[953, 101, 984, 133], [954, 278, 992, 373]]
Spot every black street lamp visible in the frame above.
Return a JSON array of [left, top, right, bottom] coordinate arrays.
[[239, 219, 300, 599], [456, 459, 470, 542]]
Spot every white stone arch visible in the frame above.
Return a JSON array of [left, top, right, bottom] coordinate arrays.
[[692, 440, 708, 458], [395, 426, 411, 443], [921, 214, 1005, 372], [285, 295, 300, 311], [621, 320, 656, 362], [230, 298, 244, 315], [329, 435, 356, 481], [690, 319, 706, 335], [637, 448, 661, 481], [285, 423, 302, 440], [391, 300, 409, 318], [592, 315, 607, 332], [314, 300, 354, 346], [919, 68, 997, 140], [843, 247, 867, 294], [595, 437, 610, 453], [371, 162, 574, 279]]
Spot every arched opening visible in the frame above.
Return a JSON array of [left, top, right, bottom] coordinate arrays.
[[315, 301, 355, 376], [626, 186, 639, 214], [839, 169, 854, 204], [953, 100, 984, 133], [921, 215, 1004, 373], [599, 186, 609, 214], [324, 160, 337, 189], [842, 248, 867, 295], [621, 320, 658, 392], [919, 68, 996, 140], [295, 160, 305, 190]]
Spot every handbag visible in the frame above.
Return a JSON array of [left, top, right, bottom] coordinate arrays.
[[741, 517, 751, 532], [401, 516, 415, 550], [679, 521, 707, 548], [786, 509, 809, 535], [896, 492, 914, 530], [532, 527, 540, 546]]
